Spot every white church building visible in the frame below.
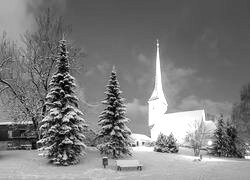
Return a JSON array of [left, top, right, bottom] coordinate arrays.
[[148, 40, 215, 144]]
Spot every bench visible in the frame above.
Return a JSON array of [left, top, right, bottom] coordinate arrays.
[[116, 160, 143, 171]]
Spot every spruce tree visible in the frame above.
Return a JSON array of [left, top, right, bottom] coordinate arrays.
[[211, 115, 227, 157], [154, 133, 178, 153], [166, 133, 179, 153], [225, 122, 246, 158], [155, 133, 167, 150], [38, 38, 87, 165], [225, 122, 237, 157], [97, 67, 132, 158]]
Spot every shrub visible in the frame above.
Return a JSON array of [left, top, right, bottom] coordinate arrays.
[[154, 133, 179, 153]]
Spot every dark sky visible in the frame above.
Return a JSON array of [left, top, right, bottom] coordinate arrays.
[[1, 0, 250, 134]]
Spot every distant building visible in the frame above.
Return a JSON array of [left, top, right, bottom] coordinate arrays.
[[0, 121, 36, 150], [131, 133, 152, 146], [148, 40, 216, 144]]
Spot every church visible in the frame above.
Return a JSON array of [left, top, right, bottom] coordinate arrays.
[[148, 40, 215, 144]]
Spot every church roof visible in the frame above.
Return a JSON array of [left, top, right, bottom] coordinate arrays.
[[157, 109, 207, 128], [131, 133, 152, 141], [0, 121, 33, 125], [164, 109, 205, 116]]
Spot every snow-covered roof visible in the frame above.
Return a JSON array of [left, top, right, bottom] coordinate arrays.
[[160, 109, 206, 128], [131, 133, 152, 141], [163, 109, 215, 129], [164, 109, 205, 117], [0, 121, 33, 125], [0, 122, 12, 125]]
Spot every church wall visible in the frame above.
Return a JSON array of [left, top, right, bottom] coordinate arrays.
[[150, 110, 215, 145], [148, 99, 167, 127]]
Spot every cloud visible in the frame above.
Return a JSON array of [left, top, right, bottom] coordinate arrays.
[[127, 99, 147, 116], [122, 72, 134, 83], [0, 0, 66, 41], [178, 95, 232, 116], [162, 61, 196, 107], [0, 0, 35, 40], [200, 28, 218, 49], [84, 67, 95, 77], [137, 53, 151, 65], [196, 28, 219, 50], [96, 61, 111, 74], [193, 28, 220, 60], [26, 0, 67, 15], [126, 99, 149, 135]]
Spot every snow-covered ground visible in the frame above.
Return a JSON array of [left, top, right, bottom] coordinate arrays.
[[0, 147, 250, 180]]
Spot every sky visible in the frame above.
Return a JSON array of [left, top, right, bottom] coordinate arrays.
[[0, 0, 250, 135]]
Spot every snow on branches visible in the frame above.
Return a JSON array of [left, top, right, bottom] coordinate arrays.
[[38, 38, 87, 166], [97, 67, 132, 158]]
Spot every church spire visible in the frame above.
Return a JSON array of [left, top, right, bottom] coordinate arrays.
[[149, 40, 167, 105]]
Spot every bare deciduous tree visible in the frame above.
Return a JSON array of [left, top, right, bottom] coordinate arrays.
[[0, 9, 84, 145], [185, 119, 211, 156]]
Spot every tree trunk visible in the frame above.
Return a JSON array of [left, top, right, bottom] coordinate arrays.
[[31, 116, 39, 149], [41, 103, 46, 118]]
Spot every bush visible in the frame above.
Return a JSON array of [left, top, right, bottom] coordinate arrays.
[[154, 133, 179, 153]]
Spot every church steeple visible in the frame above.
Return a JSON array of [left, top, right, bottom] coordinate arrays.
[[148, 40, 167, 106]]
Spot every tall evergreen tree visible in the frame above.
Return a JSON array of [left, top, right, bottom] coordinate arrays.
[[232, 83, 250, 143], [225, 122, 246, 158], [38, 38, 87, 166], [211, 115, 247, 158], [225, 122, 237, 157], [97, 67, 132, 158], [211, 115, 227, 157]]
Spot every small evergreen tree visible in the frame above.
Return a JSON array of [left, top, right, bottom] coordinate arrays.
[[154, 133, 178, 153], [211, 115, 227, 157], [38, 38, 87, 165], [166, 133, 179, 153], [155, 133, 167, 150], [97, 67, 132, 158]]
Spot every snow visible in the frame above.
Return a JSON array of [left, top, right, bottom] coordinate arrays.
[[0, 147, 250, 180], [0, 121, 33, 125], [245, 156, 250, 159], [0, 147, 250, 179]]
